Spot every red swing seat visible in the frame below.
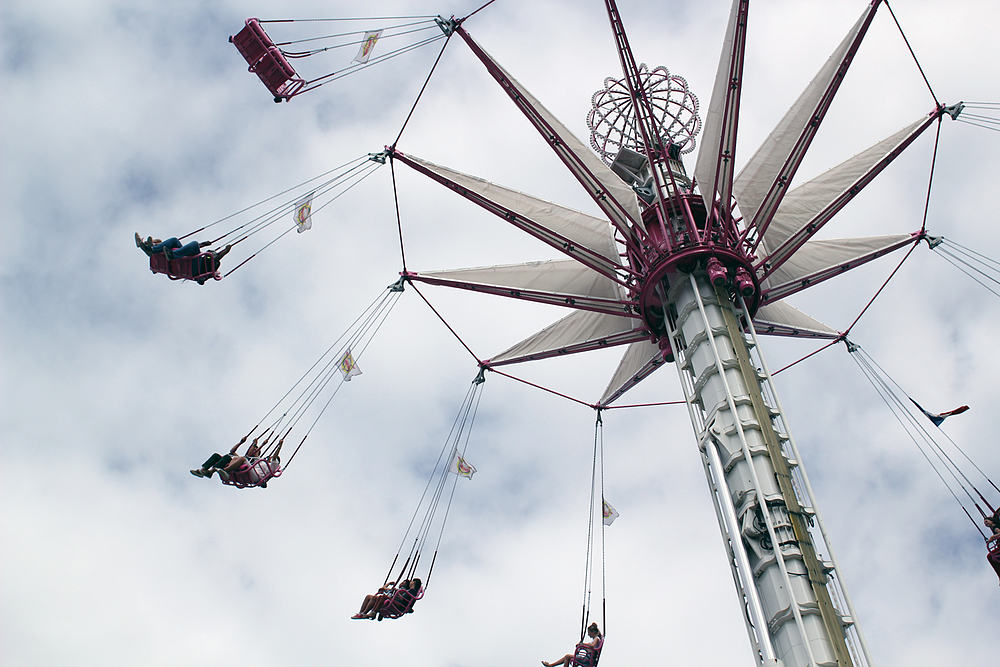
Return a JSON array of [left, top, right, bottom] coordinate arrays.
[[220, 458, 282, 489], [570, 637, 603, 667], [231, 18, 306, 102], [378, 587, 424, 619], [148, 252, 222, 284], [987, 542, 1000, 582]]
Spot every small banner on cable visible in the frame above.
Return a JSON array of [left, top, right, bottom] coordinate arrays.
[[338, 348, 362, 381], [353, 30, 383, 64], [449, 450, 476, 479], [910, 398, 969, 427], [294, 193, 314, 233], [602, 499, 619, 526]]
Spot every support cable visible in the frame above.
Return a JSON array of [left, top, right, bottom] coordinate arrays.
[[485, 367, 595, 409], [851, 344, 997, 506], [390, 157, 407, 271], [392, 34, 454, 147], [177, 155, 375, 247], [382, 371, 486, 590], [580, 412, 600, 641], [462, 0, 499, 21], [934, 249, 1000, 299], [918, 119, 942, 235], [259, 16, 437, 24], [847, 343, 993, 537], [598, 411, 608, 638], [932, 238, 1000, 299], [228, 282, 404, 474], [300, 35, 447, 93], [884, 0, 938, 106], [772, 240, 920, 376], [844, 240, 920, 333], [408, 282, 482, 364], [279, 21, 437, 50]]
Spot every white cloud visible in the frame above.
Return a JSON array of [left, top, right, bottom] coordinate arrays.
[[3, 1, 999, 666]]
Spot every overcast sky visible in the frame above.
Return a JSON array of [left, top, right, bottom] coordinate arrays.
[[3, 1, 999, 666]]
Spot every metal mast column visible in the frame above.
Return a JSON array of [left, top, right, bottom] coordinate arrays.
[[662, 271, 861, 667]]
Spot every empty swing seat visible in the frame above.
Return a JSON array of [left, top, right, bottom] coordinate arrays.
[[570, 637, 604, 667], [231, 18, 306, 102], [149, 252, 222, 284]]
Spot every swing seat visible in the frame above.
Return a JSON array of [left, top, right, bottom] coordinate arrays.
[[377, 587, 424, 619], [987, 543, 1000, 577], [220, 458, 282, 489], [231, 18, 306, 102], [149, 252, 222, 284], [570, 637, 603, 667]]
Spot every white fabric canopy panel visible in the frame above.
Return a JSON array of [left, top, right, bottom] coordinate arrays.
[[399, 153, 624, 273], [490, 309, 647, 365], [414, 259, 624, 301], [694, 0, 745, 215], [762, 234, 914, 301], [752, 300, 839, 339], [761, 116, 930, 258], [600, 339, 665, 405], [458, 29, 645, 238], [733, 2, 878, 231]]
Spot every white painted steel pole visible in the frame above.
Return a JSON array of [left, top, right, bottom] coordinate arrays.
[[739, 297, 874, 667], [663, 270, 848, 667]]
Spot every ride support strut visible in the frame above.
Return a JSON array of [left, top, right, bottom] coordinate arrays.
[[663, 269, 866, 667]]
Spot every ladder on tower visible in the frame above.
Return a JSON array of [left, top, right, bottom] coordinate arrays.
[[660, 270, 870, 667]]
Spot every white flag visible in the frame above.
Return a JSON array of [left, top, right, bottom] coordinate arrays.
[[602, 499, 619, 526], [353, 30, 383, 64], [294, 193, 313, 233], [338, 348, 362, 381], [449, 450, 476, 479]]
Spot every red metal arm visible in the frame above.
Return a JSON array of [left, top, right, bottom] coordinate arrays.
[[453, 26, 648, 255]]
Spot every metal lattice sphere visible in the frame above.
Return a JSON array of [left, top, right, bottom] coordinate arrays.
[[588, 64, 701, 165]]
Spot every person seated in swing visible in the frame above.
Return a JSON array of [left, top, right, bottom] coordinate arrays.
[[351, 581, 397, 619], [225, 439, 283, 488], [135, 233, 212, 259], [984, 513, 1000, 584], [542, 622, 603, 667], [190, 437, 249, 478], [190, 436, 268, 481], [135, 232, 232, 282], [381, 577, 421, 618]]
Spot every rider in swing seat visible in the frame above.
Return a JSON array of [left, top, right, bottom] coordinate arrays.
[[985, 513, 1000, 584], [135, 232, 231, 283], [542, 622, 603, 667]]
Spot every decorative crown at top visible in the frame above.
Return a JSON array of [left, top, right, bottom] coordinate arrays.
[[587, 64, 702, 165]]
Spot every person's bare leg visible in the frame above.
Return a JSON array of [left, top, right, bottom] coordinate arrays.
[[542, 654, 572, 667], [365, 595, 386, 618], [225, 456, 247, 473]]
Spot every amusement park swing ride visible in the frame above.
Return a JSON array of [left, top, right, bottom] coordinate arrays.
[[163, 0, 1000, 665]]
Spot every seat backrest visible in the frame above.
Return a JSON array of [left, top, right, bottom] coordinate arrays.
[[222, 458, 280, 489], [571, 637, 603, 667], [229, 18, 307, 100], [148, 252, 220, 283], [232, 19, 270, 67], [379, 587, 423, 618]]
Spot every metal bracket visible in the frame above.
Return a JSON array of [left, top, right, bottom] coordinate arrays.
[[435, 15, 459, 36], [942, 102, 964, 120]]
